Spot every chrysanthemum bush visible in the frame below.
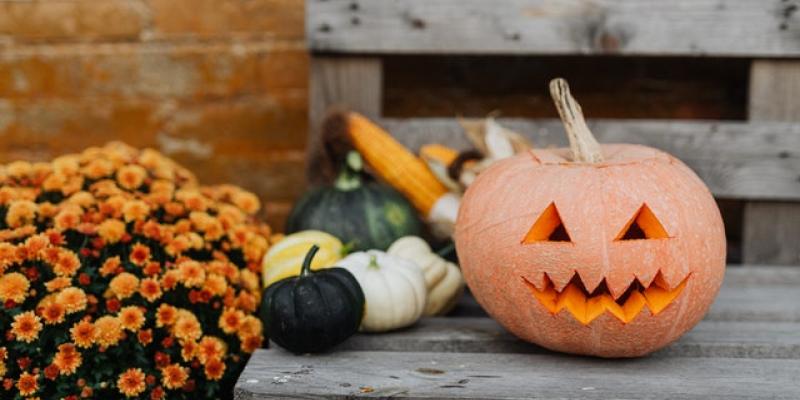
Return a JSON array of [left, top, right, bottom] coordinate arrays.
[[0, 142, 270, 399]]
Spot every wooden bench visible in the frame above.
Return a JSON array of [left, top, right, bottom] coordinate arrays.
[[235, 267, 800, 399], [234, 2, 800, 398], [304, 0, 800, 265]]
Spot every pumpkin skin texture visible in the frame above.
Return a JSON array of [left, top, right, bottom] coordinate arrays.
[[455, 80, 726, 358], [286, 152, 423, 251], [260, 245, 365, 354]]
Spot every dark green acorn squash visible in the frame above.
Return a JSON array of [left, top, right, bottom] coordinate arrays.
[[286, 151, 423, 251], [260, 245, 365, 354]]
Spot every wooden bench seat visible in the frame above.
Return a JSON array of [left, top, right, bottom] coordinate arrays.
[[235, 267, 800, 399]]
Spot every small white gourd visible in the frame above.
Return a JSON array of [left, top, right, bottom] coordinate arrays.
[[338, 250, 427, 332], [387, 236, 465, 316]]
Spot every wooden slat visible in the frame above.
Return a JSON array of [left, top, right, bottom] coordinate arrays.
[[333, 318, 800, 359], [307, 56, 382, 183], [744, 60, 800, 265], [307, 0, 800, 56], [377, 118, 800, 201], [236, 350, 800, 399]]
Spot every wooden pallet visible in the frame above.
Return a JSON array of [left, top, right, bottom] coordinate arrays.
[[305, 0, 800, 265], [235, 266, 800, 399]]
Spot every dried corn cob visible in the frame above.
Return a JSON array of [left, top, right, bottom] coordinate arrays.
[[343, 112, 449, 215]]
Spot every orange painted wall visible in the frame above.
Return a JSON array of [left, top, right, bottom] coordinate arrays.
[[0, 0, 308, 229]]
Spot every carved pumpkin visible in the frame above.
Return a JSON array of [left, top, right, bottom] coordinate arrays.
[[455, 79, 726, 358]]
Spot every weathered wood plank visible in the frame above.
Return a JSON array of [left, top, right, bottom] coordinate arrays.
[[307, 0, 800, 57], [744, 60, 800, 265], [333, 318, 800, 359], [236, 350, 800, 399], [743, 202, 800, 265], [308, 56, 382, 183], [377, 118, 800, 200]]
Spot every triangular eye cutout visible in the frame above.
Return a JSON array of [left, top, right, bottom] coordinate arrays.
[[522, 202, 572, 243], [616, 204, 669, 241]]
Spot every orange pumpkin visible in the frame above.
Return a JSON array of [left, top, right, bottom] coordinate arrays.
[[455, 79, 726, 357]]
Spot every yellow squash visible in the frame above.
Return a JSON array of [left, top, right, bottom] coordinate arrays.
[[262, 230, 344, 287]]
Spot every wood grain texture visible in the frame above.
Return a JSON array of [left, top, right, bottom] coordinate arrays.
[[308, 56, 382, 182], [331, 318, 800, 359], [377, 118, 800, 200], [307, 0, 800, 56], [744, 60, 800, 265], [236, 350, 800, 399]]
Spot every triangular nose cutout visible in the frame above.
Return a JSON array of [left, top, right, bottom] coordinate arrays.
[[522, 202, 572, 243], [616, 204, 669, 240]]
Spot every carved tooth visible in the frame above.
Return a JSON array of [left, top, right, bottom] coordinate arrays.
[[622, 291, 647, 322], [555, 284, 587, 324], [598, 294, 626, 322], [644, 278, 687, 315], [525, 279, 558, 313], [585, 296, 607, 324]]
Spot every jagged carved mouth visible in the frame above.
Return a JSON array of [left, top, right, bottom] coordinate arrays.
[[522, 272, 689, 325]]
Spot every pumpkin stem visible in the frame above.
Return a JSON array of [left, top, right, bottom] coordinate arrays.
[[368, 254, 380, 269], [334, 151, 364, 191], [548, 78, 604, 163], [300, 244, 321, 277]]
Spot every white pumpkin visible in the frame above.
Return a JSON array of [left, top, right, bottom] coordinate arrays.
[[338, 250, 427, 332], [387, 236, 465, 316]]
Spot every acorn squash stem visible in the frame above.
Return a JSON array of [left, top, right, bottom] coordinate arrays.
[[548, 78, 604, 163], [334, 151, 364, 191], [368, 255, 380, 269], [300, 245, 321, 277]]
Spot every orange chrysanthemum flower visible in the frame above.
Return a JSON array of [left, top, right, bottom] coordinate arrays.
[[11, 311, 42, 343], [53, 250, 81, 277], [83, 158, 113, 179], [172, 311, 202, 342], [97, 219, 126, 244], [137, 329, 153, 346], [237, 316, 263, 341], [119, 306, 145, 331], [241, 335, 263, 354], [139, 278, 162, 302], [53, 343, 82, 376], [129, 243, 151, 266], [232, 191, 260, 214], [197, 336, 226, 364], [0, 361, 6, 378], [94, 316, 123, 347], [16, 371, 39, 396], [160, 270, 180, 291], [0, 272, 30, 303], [99, 256, 121, 277], [204, 274, 228, 297], [180, 340, 197, 362], [40, 300, 66, 325], [160, 363, 188, 390], [57, 287, 87, 314], [204, 359, 226, 381], [218, 308, 244, 334], [70, 319, 96, 348], [6, 200, 37, 228], [109, 272, 139, 299], [178, 261, 205, 288], [156, 304, 178, 328], [116, 164, 147, 190], [122, 200, 150, 222], [44, 277, 71, 292], [117, 368, 146, 398]]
